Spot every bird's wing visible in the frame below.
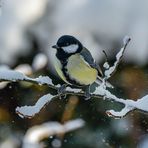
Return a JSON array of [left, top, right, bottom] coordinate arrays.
[[80, 47, 103, 77]]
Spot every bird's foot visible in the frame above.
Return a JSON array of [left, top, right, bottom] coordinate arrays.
[[58, 84, 67, 99], [84, 85, 91, 100], [84, 93, 91, 100]]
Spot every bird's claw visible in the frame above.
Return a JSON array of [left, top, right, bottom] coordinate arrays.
[[58, 84, 67, 99], [84, 92, 91, 100], [84, 85, 91, 100]]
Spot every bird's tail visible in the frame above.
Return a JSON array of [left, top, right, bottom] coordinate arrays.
[[96, 76, 114, 88]]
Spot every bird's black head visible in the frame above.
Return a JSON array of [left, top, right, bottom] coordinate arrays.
[[52, 35, 83, 54]]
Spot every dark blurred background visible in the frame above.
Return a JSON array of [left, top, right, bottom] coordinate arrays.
[[0, 0, 148, 147]]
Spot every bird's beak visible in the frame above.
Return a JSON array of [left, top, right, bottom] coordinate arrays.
[[52, 45, 59, 49]]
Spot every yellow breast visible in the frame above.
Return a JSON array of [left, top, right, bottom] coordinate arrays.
[[66, 54, 98, 85], [54, 58, 70, 84]]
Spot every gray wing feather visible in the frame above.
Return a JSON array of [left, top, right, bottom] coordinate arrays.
[[80, 47, 103, 76], [80, 47, 113, 88], [80, 47, 97, 69]]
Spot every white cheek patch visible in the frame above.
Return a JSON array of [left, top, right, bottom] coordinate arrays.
[[62, 44, 78, 53]]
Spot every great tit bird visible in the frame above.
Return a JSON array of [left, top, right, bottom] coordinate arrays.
[[52, 35, 107, 99]]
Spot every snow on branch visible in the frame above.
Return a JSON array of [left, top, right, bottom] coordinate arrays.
[[16, 94, 56, 118], [104, 36, 131, 79], [0, 66, 57, 90], [23, 119, 85, 148], [94, 84, 148, 118], [0, 36, 148, 119], [15, 80, 148, 119]]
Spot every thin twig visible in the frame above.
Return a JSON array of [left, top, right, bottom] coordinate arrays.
[[102, 50, 109, 63], [104, 36, 131, 79]]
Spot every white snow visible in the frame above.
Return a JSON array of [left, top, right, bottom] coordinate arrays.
[[66, 86, 81, 93], [0, 68, 53, 86], [16, 93, 54, 118], [103, 62, 110, 69], [104, 47, 124, 78], [135, 95, 148, 112], [94, 76, 148, 118], [23, 119, 85, 148], [34, 76, 53, 86], [0, 68, 27, 81], [106, 105, 134, 119], [104, 36, 130, 78]]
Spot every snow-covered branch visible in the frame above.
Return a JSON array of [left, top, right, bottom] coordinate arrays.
[[16, 93, 56, 118], [0, 36, 148, 119], [104, 36, 131, 79], [16, 83, 148, 119], [23, 119, 85, 148], [0, 66, 57, 90], [94, 84, 148, 118]]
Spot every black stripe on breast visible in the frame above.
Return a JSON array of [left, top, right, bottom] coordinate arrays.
[[56, 49, 83, 87], [61, 60, 83, 87]]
